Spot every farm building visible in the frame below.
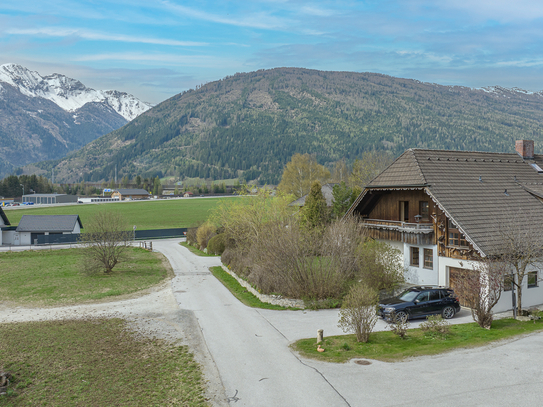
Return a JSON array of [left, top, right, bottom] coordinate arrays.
[[111, 189, 151, 200], [3, 215, 83, 246]]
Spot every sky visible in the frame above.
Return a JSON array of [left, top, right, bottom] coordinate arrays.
[[1, 0, 543, 104]]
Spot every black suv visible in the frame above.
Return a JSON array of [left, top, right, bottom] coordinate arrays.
[[378, 286, 461, 322]]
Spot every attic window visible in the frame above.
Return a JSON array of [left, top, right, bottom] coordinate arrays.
[[530, 163, 543, 173]]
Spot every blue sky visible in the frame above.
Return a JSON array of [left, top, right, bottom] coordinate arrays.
[[2, 0, 543, 104]]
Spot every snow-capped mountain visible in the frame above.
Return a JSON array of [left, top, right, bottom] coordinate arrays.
[[0, 63, 156, 177], [0, 63, 151, 121]]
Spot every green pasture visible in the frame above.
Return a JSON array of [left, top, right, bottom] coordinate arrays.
[[0, 247, 170, 306], [2, 197, 239, 230]]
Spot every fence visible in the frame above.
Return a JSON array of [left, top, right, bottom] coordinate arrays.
[[33, 228, 187, 246]]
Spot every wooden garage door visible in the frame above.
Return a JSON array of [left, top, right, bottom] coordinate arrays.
[[449, 267, 475, 307]]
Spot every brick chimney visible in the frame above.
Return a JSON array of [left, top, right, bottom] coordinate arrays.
[[516, 140, 534, 159]]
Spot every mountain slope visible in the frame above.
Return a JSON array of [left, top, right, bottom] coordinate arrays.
[[0, 64, 152, 176], [28, 67, 543, 184]]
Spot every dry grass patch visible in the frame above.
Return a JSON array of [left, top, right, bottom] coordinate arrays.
[[0, 318, 208, 406]]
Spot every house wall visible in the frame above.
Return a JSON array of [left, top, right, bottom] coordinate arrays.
[[367, 190, 436, 223], [404, 244, 439, 285]]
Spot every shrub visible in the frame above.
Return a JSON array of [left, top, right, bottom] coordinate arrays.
[[196, 222, 216, 250], [387, 311, 408, 339], [186, 224, 200, 247], [419, 315, 450, 338], [338, 284, 379, 343], [207, 233, 226, 255]]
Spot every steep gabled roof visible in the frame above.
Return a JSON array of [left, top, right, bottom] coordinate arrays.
[[349, 148, 543, 256], [369, 149, 427, 187], [0, 206, 10, 226], [289, 183, 338, 207], [16, 215, 83, 233]]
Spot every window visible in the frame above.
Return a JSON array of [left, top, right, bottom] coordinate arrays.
[[419, 201, 429, 221], [528, 271, 538, 288], [410, 247, 419, 267], [416, 292, 429, 302], [448, 220, 468, 247], [423, 248, 433, 269]]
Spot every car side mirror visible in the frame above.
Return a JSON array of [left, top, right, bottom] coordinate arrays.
[[414, 300, 419, 304]]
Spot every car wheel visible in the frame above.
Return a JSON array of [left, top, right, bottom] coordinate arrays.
[[394, 311, 408, 323], [442, 305, 456, 319]]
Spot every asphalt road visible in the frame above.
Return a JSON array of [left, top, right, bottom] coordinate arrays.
[[155, 240, 543, 407]]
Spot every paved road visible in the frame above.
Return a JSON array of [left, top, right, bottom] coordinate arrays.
[[155, 239, 543, 407]]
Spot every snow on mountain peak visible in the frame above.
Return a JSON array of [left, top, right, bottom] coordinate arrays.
[[0, 63, 151, 121]]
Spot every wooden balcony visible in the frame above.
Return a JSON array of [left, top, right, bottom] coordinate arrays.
[[362, 219, 434, 245]]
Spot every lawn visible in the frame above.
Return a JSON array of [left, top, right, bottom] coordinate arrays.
[[3, 197, 240, 230], [179, 242, 219, 257], [0, 318, 208, 406], [292, 316, 543, 363], [209, 266, 296, 310], [0, 247, 170, 306]]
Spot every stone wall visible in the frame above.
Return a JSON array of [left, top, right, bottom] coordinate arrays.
[[221, 266, 305, 309]]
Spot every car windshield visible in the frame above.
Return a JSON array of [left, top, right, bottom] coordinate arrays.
[[397, 290, 419, 302]]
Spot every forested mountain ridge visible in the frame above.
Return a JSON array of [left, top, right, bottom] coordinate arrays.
[[26, 67, 543, 184]]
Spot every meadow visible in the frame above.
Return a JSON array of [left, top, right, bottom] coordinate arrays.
[[0, 247, 170, 306], [3, 197, 239, 230]]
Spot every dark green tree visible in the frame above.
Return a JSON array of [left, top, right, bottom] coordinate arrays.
[[332, 182, 360, 219], [302, 181, 329, 229]]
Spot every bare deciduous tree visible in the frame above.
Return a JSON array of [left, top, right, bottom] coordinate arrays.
[[453, 259, 506, 329], [495, 210, 543, 314], [338, 284, 379, 343], [79, 211, 132, 274]]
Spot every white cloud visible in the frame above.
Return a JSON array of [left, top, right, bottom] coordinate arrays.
[[157, 1, 293, 30], [7, 27, 207, 47]]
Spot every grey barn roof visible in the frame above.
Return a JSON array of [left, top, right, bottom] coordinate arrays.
[[290, 183, 338, 207], [16, 215, 83, 233], [114, 189, 150, 195], [0, 207, 10, 226], [348, 148, 543, 256]]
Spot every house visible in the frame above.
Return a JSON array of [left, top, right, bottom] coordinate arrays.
[[3, 215, 83, 245], [347, 140, 543, 312], [0, 206, 12, 245], [22, 193, 78, 204], [289, 183, 338, 207], [111, 189, 150, 200], [183, 191, 194, 198]]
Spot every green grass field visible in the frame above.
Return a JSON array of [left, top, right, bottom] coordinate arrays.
[[3, 197, 239, 230], [0, 319, 208, 406], [0, 247, 170, 306], [293, 316, 543, 363]]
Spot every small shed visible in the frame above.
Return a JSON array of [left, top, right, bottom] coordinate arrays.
[[111, 189, 150, 200], [13, 215, 83, 245]]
